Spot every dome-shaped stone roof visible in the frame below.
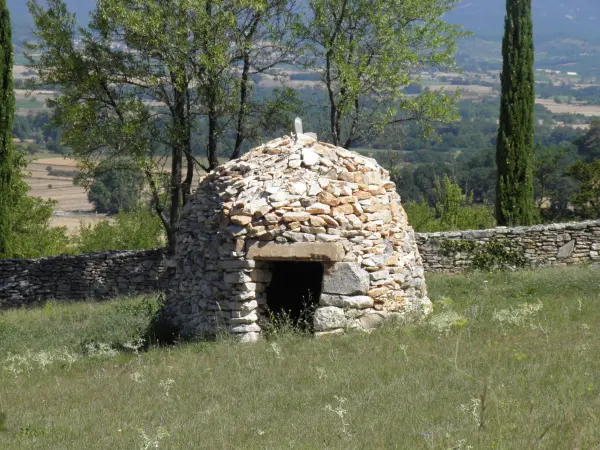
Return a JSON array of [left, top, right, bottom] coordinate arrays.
[[165, 134, 431, 341]]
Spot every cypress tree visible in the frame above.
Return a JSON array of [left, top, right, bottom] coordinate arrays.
[[0, 0, 13, 257], [496, 0, 535, 226]]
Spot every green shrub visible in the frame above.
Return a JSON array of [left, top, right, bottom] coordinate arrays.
[[440, 239, 527, 271], [404, 175, 497, 232], [74, 209, 164, 253], [1, 150, 71, 259]]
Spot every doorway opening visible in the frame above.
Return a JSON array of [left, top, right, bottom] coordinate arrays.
[[265, 261, 323, 330]]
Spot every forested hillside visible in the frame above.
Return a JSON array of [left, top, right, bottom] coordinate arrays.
[[9, 0, 600, 41], [447, 0, 600, 41], [8, 0, 94, 24]]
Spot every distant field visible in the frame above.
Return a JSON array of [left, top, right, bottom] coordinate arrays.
[[536, 98, 600, 116], [25, 153, 212, 234], [14, 88, 51, 115], [27, 157, 90, 211], [24, 155, 104, 234]]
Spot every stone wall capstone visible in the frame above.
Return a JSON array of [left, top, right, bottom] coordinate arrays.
[[0, 249, 166, 309], [3, 220, 600, 309]]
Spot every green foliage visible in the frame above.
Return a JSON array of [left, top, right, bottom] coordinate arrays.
[[0, 0, 14, 257], [496, 0, 536, 226], [440, 238, 527, 272], [26, 0, 300, 252], [46, 166, 77, 178], [1, 151, 70, 259], [565, 160, 600, 219], [73, 209, 164, 253], [404, 175, 496, 232], [575, 120, 600, 162], [85, 168, 144, 214], [298, 0, 468, 148]]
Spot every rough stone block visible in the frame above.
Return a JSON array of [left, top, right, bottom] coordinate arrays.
[[322, 262, 370, 295], [358, 311, 391, 330], [557, 240, 575, 259], [314, 306, 346, 331], [320, 294, 374, 309]]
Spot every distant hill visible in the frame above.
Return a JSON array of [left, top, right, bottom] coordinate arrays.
[[447, 0, 600, 42], [9, 0, 94, 26], [8, 0, 600, 41], [448, 0, 600, 76], [8, 0, 600, 76]]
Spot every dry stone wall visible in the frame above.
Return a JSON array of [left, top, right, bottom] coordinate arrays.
[[417, 220, 600, 272], [3, 221, 600, 310], [0, 250, 165, 308]]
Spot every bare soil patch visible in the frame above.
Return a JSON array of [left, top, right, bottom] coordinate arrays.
[[26, 158, 93, 213]]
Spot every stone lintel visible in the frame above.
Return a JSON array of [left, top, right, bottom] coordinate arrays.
[[246, 241, 345, 262]]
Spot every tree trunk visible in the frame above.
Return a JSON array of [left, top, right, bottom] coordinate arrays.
[[168, 82, 186, 255], [0, 0, 14, 258], [325, 52, 339, 146], [207, 86, 219, 171], [231, 51, 251, 161]]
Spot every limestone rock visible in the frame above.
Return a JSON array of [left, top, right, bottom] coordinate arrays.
[[320, 294, 374, 309], [314, 306, 346, 331], [558, 240, 575, 259], [322, 262, 370, 295]]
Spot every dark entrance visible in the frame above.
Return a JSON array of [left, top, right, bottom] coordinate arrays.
[[265, 262, 323, 329]]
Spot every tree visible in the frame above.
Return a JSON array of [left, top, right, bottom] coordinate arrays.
[[496, 0, 536, 226], [27, 0, 299, 253], [575, 119, 600, 162], [86, 168, 145, 214], [297, 0, 467, 148], [533, 145, 564, 213], [0, 0, 14, 257], [6, 175, 70, 258], [565, 160, 600, 220]]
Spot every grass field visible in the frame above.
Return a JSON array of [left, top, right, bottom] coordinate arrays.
[[1, 266, 600, 448]]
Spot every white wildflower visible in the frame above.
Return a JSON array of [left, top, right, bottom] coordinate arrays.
[[492, 301, 543, 328], [85, 342, 119, 358], [324, 396, 351, 437], [428, 311, 468, 336], [316, 367, 327, 380], [130, 372, 145, 383], [269, 342, 283, 360], [159, 379, 175, 397], [123, 338, 145, 354], [459, 398, 482, 427], [138, 426, 169, 450], [4, 348, 80, 377]]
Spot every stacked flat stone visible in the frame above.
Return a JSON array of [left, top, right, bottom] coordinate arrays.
[[417, 220, 600, 272], [0, 250, 165, 308], [164, 134, 431, 341]]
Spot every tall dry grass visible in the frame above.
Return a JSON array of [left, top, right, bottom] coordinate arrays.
[[0, 266, 600, 448]]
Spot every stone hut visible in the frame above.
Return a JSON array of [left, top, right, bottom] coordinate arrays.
[[164, 134, 431, 341]]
